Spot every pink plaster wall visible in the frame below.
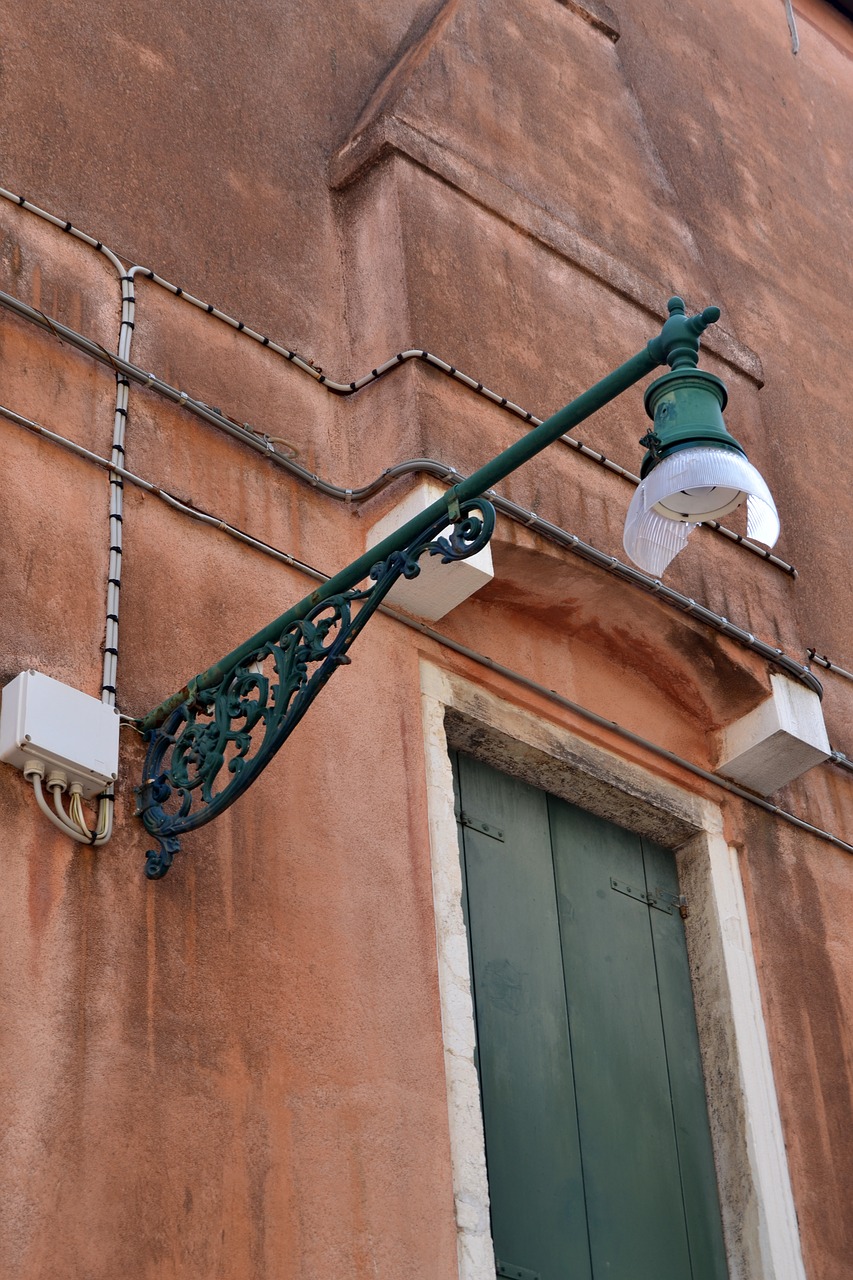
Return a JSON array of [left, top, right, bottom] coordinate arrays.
[[0, 1, 852, 1276]]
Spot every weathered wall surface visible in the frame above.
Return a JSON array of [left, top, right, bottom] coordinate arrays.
[[0, 1, 851, 1277]]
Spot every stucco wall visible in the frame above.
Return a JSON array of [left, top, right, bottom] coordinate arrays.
[[0, 2, 852, 1277]]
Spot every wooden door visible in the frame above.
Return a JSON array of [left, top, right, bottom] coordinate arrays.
[[453, 753, 728, 1280]]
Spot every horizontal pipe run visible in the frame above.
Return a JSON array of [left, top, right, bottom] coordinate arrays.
[[0, 397, 822, 716], [406, 624, 853, 857], [830, 751, 853, 776], [0, 190, 835, 855], [0, 404, 321, 580], [808, 650, 853, 683], [5, 400, 848, 849], [0, 286, 797, 577], [140, 342, 665, 729]]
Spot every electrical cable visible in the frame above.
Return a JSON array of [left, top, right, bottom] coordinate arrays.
[[67, 786, 111, 843], [829, 751, 853, 777], [0, 284, 798, 579], [47, 774, 110, 845], [0, 193, 134, 846], [784, 0, 800, 54], [808, 650, 853, 683], [4, 405, 850, 850], [0, 188, 126, 275], [118, 262, 794, 571], [0, 176, 805, 867], [403, 617, 853, 857], [27, 768, 93, 843], [0, 183, 845, 853], [0, 400, 822, 698], [68, 789, 89, 838], [54, 787, 88, 839]]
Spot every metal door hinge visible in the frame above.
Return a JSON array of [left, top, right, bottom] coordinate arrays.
[[496, 1262, 540, 1280], [657, 887, 690, 919], [460, 812, 505, 842], [611, 877, 688, 917]]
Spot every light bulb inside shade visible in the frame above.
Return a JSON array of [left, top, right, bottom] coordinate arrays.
[[623, 446, 780, 576]]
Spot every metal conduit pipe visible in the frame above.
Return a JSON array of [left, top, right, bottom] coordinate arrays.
[[804, 658, 853, 777], [0, 191, 134, 842], [808, 650, 853, 684], [406, 623, 853, 857], [6, 192, 847, 828], [0, 188, 126, 276], [0, 290, 819, 697], [125, 266, 797, 575], [126, 266, 674, 492], [5, 190, 851, 824], [0, 187, 796, 577], [0, 403, 321, 581], [6, 399, 851, 857], [0, 395, 825, 749]]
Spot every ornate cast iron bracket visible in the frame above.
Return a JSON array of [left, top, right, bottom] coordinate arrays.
[[135, 297, 726, 880], [135, 500, 495, 878]]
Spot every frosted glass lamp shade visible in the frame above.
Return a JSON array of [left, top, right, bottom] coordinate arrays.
[[623, 446, 780, 576]]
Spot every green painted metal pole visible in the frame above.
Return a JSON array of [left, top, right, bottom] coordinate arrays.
[[143, 290, 733, 737], [140, 340, 666, 732]]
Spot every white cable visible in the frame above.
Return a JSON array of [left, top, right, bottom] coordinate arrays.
[[49, 778, 77, 828], [24, 761, 111, 845], [93, 795, 113, 845], [0, 190, 130, 740], [0, 188, 126, 274], [67, 786, 112, 844], [784, 0, 800, 54], [48, 776, 95, 843], [27, 768, 93, 843], [68, 787, 93, 839], [0, 400, 817, 698]]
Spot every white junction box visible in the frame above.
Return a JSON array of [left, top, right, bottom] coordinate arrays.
[[0, 670, 120, 798]]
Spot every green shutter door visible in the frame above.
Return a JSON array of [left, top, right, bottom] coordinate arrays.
[[455, 761, 593, 1279], [454, 753, 728, 1280], [641, 836, 731, 1276]]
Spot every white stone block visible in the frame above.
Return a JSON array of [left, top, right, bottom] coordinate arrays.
[[717, 673, 830, 796], [365, 480, 494, 621]]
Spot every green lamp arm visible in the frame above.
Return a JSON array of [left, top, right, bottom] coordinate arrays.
[[135, 297, 713, 878]]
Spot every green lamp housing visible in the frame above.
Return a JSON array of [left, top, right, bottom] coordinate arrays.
[[641, 368, 741, 476], [623, 364, 780, 575]]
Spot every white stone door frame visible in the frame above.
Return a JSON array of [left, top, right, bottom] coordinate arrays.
[[419, 659, 806, 1280]]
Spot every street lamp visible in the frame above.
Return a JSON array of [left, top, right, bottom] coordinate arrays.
[[623, 339, 779, 576], [135, 297, 779, 878]]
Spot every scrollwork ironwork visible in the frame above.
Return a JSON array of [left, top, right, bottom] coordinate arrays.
[[135, 498, 495, 877]]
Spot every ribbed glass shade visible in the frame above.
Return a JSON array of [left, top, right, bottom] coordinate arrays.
[[623, 446, 780, 575]]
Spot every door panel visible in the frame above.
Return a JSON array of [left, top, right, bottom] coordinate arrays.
[[549, 797, 693, 1278], [457, 759, 593, 1279], [642, 838, 730, 1280], [453, 753, 728, 1280]]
